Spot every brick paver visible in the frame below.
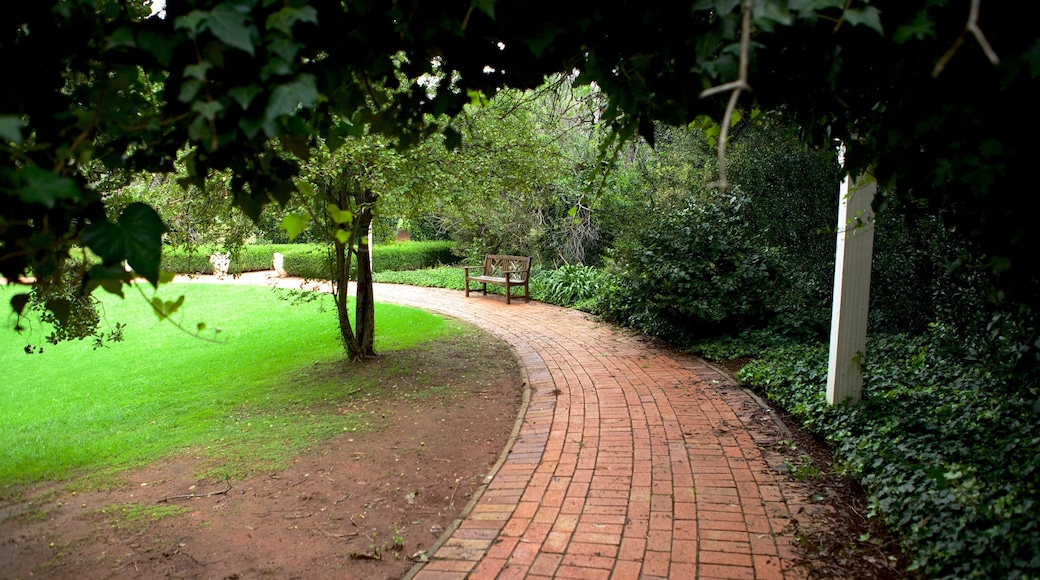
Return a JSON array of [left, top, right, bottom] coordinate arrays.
[[194, 274, 814, 579]]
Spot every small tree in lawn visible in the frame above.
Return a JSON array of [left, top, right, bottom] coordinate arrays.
[[287, 136, 401, 361]]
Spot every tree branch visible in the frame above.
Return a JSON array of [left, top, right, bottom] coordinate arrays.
[[933, 0, 999, 77], [700, 0, 752, 190]]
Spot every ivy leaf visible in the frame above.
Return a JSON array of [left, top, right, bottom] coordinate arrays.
[[281, 214, 310, 241], [265, 74, 318, 123], [83, 203, 167, 287], [174, 11, 208, 37], [106, 26, 136, 50], [526, 24, 564, 58], [81, 222, 126, 264], [184, 61, 212, 80], [208, 3, 256, 56], [266, 5, 318, 35], [45, 299, 72, 326], [0, 115, 24, 144], [192, 100, 225, 120], [752, 0, 794, 33], [893, 10, 935, 43], [335, 229, 350, 244], [8, 166, 81, 208], [843, 6, 883, 34], [229, 84, 264, 110], [84, 264, 131, 297], [472, 0, 495, 20], [120, 203, 167, 287], [178, 79, 204, 103]]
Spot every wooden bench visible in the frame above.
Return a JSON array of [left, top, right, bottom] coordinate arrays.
[[463, 255, 531, 304]]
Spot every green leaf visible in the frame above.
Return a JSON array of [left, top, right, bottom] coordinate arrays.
[[174, 11, 209, 37], [229, 85, 264, 110], [752, 0, 794, 33], [266, 5, 318, 35], [208, 3, 256, 56], [729, 108, 743, 127], [106, 26, 137, 50], [328, 203, 354, 225], [184, 61, 212, 80], [192, 100, 225, 120], [84, 203, 167, 287], [295, 179, 315, 197], [45, 299, 72, 325], [0, 115, 24, 144], [893, 10, 935, 43], [281, 213, 310, 241], [85, 264, 131, 297], [843, 6, 883, 34], [178, 79, 204, 103], [8, 166, 81, 208], [265, 74, 318, 122], [472, 0, 495, 20], [335, 229, 350, 244], [120, 203, 167, 288], [81, 222, 126, 264]]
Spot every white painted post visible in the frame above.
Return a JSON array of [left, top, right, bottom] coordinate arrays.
[[826, 149, 877, 406]]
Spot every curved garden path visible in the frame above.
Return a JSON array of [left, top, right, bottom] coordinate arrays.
[[197, 273, 823, 579]]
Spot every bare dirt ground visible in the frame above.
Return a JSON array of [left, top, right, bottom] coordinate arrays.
[[0, 330, 523, 580]]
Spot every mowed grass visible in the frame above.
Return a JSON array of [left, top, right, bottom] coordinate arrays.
[[0, 282, 454, 488]]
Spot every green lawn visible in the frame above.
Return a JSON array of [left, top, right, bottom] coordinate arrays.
[[0, 283, 453, 487]]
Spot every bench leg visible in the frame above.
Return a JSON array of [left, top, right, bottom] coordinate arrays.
[[482, 282, 487, 296], [506, 280, 511, 305], [464, 278, 470, 297]]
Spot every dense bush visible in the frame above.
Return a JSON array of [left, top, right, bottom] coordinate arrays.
[[727, 328, 1040, 579], [371, 241, 459, 273], [596, 192, 798, 342]]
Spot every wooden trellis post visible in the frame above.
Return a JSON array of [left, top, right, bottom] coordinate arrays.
[[826, 152, 877, 406]]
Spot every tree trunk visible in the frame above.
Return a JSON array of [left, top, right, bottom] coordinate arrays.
[[333, 239, 363, 360], [354, 189, 377, 357]]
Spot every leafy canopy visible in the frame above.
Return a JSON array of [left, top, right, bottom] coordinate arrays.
[[3, 0, 1039, 324]]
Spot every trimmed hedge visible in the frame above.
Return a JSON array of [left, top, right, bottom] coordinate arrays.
[[160, 241, 459, 278]]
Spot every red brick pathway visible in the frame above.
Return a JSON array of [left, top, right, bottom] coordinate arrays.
[[193, 274, 815, 579]]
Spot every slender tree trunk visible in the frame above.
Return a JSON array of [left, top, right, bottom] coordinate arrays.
[[333, 239, 362, 360], [354, 189, 377, 357]]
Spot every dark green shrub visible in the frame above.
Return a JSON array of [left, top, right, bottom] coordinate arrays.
[[279, 246, 332, 279], [371, 241, 459, 273], [597, 193, 794, 342], [161, 245, 219, 274]]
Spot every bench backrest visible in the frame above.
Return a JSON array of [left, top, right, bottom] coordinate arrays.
[[484, 254, 531, 282]]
